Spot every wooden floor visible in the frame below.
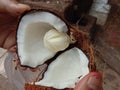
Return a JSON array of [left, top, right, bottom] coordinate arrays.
[[96, 57, 120, 90], [103, 65, 120, 90]]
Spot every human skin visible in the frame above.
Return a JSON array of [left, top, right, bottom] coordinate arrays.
[[0, 0, 30, 49], [74, 72, 103, 90], [0, 0, 102, 90]]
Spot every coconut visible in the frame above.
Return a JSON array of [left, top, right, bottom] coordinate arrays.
[[15, 9, 96, 90], [17, 11, 69, 67], [7, 0, 96, 90]]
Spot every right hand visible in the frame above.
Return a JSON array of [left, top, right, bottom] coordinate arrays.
[[74, 72, 103, 90]]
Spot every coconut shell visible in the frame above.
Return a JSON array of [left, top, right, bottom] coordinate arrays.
[[6, 0, 96, 90]]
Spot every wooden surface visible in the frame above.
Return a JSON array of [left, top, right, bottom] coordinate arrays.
[[94, 5, 120, 74]]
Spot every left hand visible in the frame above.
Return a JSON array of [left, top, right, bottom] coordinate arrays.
[[0, 0, 31, 49]]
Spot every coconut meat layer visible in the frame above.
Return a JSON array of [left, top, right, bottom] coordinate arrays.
[[35, 47, 89, 89], [17, 11, 68, 67]]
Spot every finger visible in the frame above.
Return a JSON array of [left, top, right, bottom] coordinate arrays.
[[7, 2, 31, 15], [0, 0, 31, 16], [0, 15, 18, 49], [3, 30, 16, 49], [74, 72, 102, 90]]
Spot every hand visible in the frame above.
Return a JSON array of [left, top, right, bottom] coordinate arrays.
[[0, 0, 31, 49], [74, 72, 103, 90]]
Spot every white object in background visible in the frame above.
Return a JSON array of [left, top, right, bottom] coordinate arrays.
[[89, 0, 111, 25]]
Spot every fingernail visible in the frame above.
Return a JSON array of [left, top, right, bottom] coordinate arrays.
[[87, 74, 102, 90], [18, 4, 31, 10], [16, 4, 31, 15]]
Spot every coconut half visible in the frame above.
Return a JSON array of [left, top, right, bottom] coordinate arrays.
[[35, 47, 89, 89], [17, 11, 69, 67], [16, 10, 93, 90]]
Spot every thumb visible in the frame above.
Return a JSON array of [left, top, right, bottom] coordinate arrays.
[[74, 72, 103, 90], [0, 0, 31, 16]]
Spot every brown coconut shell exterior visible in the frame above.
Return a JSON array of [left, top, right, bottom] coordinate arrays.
[[17, 0, 96, 90]]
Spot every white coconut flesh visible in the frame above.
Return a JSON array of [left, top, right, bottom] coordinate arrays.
[[35, 47, 89, 89], [17, 11, 69, 67], [17, 11, 90, 89]]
